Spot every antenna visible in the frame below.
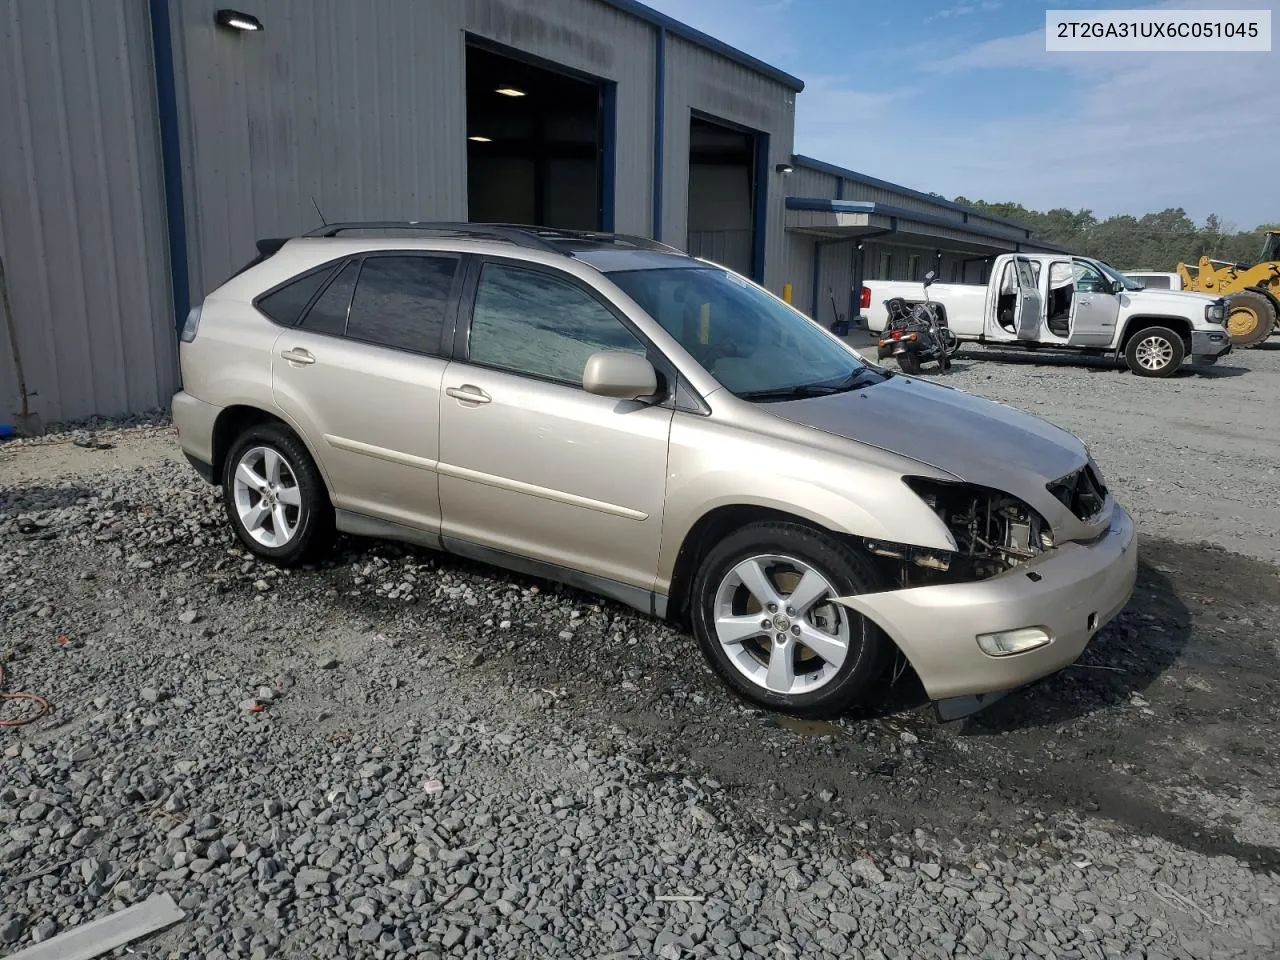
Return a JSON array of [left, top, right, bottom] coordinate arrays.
[[311, 197, 327, 227]]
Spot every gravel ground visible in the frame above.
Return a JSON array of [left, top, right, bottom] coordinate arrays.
[[2, 345, 1279, 959]]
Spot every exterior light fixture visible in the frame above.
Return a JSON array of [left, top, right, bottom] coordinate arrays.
[[495, 87, 526, 97], [215, 9, 263, 31], [468, 135, 492, 143], [775, 163, 794, 175]]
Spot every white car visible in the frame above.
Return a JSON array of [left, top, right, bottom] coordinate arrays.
[[861, 254, 1230, 377]]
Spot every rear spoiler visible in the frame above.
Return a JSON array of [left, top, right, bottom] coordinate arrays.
[[223, 237, 290, 283]]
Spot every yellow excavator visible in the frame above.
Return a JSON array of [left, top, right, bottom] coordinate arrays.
[[1177, 230, 1280, 347]]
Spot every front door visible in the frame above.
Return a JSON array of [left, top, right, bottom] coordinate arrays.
[[270, 253, 463, 533], [437, 259, 673, 594], [1067, 259, 1122, 347]]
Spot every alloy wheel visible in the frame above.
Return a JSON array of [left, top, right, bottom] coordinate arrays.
[[712, 554, 850, 695], [232, 446, 303, 548]]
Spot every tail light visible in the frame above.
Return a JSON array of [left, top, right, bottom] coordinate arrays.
[[180, 305, 203, 343], [860, 286, 871, 310], [890, 329, 903, 340]]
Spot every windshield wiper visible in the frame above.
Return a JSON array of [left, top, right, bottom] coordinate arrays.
[[738, 369, 886, 402]]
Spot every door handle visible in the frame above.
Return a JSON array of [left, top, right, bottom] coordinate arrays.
[[280, 348, 316, 365], [445, 385, 491, 405]]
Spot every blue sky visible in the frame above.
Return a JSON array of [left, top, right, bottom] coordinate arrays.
[[642, 0, 1279, 230]]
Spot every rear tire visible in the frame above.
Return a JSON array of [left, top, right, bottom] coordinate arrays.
[[223, 423, 334, 566], [1225, 290, 1277, 347], [897, 352, 922, 375], [1124, 326, 1184, 377], [690, 521, 888, 717]]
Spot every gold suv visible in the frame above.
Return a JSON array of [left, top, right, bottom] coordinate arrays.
[[172, 223, 1137, 719]]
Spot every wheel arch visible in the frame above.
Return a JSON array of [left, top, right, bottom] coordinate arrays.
[[211, 404, 334, 494], [662, 501, 919, 629], [1118, 314, 1192, 351]]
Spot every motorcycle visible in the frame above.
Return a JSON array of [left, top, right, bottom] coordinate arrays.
[[876, 270, 959, 374]]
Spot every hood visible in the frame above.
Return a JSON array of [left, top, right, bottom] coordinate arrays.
[[1124, 288, 1218, 310], [765, 375, 1102, 535]]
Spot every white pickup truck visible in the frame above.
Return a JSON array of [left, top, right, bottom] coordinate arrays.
[[861, 253, 1231, 377]]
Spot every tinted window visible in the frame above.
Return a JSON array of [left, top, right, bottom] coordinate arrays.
[[256, 266, 333, 325], [468, 263, 644, 384], [302, 261, 359, 335], [345, 256, 458, 355], [1139, 275, 1170, 289]]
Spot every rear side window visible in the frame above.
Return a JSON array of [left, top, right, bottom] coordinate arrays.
[[256, 266, 334, 325], [346, 255, 458, 355], [302, 261, 359, 335]]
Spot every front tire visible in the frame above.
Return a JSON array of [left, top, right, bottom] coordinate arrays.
[[690, 522, 888, 717], [1124, 326, 1185, 377], [1225, 290, 1277, 347], [223, 423, 333, 566], [897, 352, 922, 375]]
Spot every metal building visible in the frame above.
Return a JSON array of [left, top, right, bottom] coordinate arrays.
[[1, 0, 1064, 428], [780, 156, 1069, 331], [1, 0, 801, 424]]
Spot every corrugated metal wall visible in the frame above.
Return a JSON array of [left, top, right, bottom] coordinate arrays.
[[0, 0, 176, 424], [167, 0, 471, 302], [466, 0, 655, 236], [662, 34, 795, 289]]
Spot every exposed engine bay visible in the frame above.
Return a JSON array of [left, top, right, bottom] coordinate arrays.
[[863, 479, 1054, 587]]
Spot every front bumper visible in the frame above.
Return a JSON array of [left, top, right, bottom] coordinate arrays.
[[834, 506, 1137, 701], [1191, 329, 1232, 359]]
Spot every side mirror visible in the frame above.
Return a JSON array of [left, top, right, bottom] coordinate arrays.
[[582, 351, 659, 400], [1110, 279, 1126, 295], [923, 270, 938, 287]]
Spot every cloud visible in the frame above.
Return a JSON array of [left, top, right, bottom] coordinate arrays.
[[805, 4, 1279, 225]]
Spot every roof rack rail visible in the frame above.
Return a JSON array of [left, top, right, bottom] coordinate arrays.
[[516, 227, 685, 254], [300, 221, 562, 252]]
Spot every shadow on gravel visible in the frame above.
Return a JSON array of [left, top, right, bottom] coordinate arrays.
[[0, 484, 97, 518], [1181, 364, 1249, 378], [960, 559, 1191, 734]]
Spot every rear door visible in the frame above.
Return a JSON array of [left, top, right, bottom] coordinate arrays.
[[1014, 257, 1043, 339], [1067, 259, 1121, 347], [436, 259, 673, 595], [270, 252, 463, 533]]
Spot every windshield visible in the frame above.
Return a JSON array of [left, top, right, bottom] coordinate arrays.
[[1091, 258, 1143, 291], [609, 266, 883, 399]]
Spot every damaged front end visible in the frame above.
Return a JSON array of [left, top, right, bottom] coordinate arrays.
[[862, 478, 1056, 587]]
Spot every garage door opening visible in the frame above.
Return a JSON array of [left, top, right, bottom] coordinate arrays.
[[465, 42, 612, 230], [687, 115, 764, 280]]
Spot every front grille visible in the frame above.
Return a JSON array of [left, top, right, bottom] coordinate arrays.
[[1047, 464, 1108, 521]]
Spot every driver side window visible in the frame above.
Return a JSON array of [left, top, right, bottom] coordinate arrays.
[[1073, 260, 1108, 293]]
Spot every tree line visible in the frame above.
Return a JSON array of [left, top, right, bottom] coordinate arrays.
[[948, 198, 1274, 271]]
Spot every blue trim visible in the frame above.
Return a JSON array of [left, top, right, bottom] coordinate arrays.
[[751, 133, 769, 284], [784, 197, 1074, 253], [148, 0, 190, 330], [787, 197, 875, 213], [652, 27, 665, 241], [791, 154, 1035, 235], [600, 82, 617, 232], [600, 0, 804, 91]]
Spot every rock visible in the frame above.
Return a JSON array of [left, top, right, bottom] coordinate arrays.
[[179, 609, 200, 624], [296, 867, 332, 889], [318, 657, 339, 669], [31, 919, 59, 943], [919, 863, 942, 880], [141, 687, 160, 703], [70, 745, 95, 763], [0, 917, 23, 944], [850, 858, 886, 886]]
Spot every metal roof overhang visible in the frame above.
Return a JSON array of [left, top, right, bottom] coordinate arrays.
[[785, 198, 1071, 255]]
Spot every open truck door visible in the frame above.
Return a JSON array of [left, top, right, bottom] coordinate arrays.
[[1014, 257, 1043, 339]]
